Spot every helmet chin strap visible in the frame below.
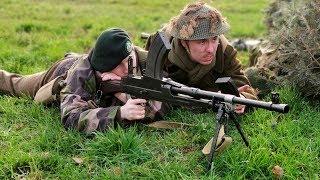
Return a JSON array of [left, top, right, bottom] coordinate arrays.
[[180, 40, 190, 54], [181, 39, 200, 63]]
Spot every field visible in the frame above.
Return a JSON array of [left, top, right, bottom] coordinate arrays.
[[1, 0, 319, 179]]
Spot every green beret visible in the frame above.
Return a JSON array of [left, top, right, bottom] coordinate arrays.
[[90, 28, 133, 72]]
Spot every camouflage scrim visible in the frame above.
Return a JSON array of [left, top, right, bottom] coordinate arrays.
[[164, 2, 230, 40], [60, 55, 120, 134]]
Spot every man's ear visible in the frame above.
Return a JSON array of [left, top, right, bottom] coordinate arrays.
[[180, 40, 191, 54], [180, 40, 188, 48]]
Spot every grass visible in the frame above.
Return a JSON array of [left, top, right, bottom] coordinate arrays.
[[1, 0, 319, 179], [0, 0, 267, 73]]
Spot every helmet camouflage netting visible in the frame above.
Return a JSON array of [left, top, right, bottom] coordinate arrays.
[[165, 2, 230, 40]]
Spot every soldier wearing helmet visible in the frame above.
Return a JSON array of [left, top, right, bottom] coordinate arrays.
[[145, 2, 258, 155], [146, 2, 257, 113]]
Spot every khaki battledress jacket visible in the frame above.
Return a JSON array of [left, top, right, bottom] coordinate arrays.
[[162, 35, 257, 100]]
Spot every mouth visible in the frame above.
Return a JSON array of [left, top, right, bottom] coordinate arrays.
[[203, 55, 213, 61]]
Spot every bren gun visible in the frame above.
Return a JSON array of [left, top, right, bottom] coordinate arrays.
[[99, 32, 289, 171]]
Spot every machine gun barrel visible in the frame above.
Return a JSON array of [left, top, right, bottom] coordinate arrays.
[[101, 76, 289, 113], [170, 86, 289, 113]]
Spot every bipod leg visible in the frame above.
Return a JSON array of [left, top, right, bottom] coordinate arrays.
[[229, 112, 250, 148], [206, 104, 224, 172]]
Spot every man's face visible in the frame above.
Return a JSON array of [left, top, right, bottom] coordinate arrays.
[[183, 36, 219, 65]]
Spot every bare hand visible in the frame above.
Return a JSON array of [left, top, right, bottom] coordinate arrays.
[[238, 84, 250, 93], [101, 72, 121, 81], [234, 103, 245, 114], [120, 98, 146, 121]]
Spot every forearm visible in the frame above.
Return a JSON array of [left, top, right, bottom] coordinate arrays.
[[60, 94, 120, 134]]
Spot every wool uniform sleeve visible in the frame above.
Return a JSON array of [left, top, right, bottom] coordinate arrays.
[[59, 59, 120, 134]]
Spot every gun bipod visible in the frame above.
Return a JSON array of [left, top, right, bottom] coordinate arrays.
[[206, 102, 250, 172]]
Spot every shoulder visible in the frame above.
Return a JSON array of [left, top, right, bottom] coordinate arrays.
[[63, 54, 97, 96], [61, 52, 89, 68], [219, 35, 236, 56], [214, 35, 239, 73], [134, 46, 148, 62], [66, 53, 95, 80], [216, 35, 237, 68], [219, 35, 229, 52]]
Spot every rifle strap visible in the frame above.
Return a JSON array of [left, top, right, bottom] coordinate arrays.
[[134, 46, 148, 75], [146, 120, 193, 129]]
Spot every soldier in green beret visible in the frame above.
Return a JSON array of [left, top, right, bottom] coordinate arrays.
[[145, 2, 258, 155], [0, 28, 163, 134]]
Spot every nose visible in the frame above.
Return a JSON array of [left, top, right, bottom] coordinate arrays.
[[206, 40, 216, 53]]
